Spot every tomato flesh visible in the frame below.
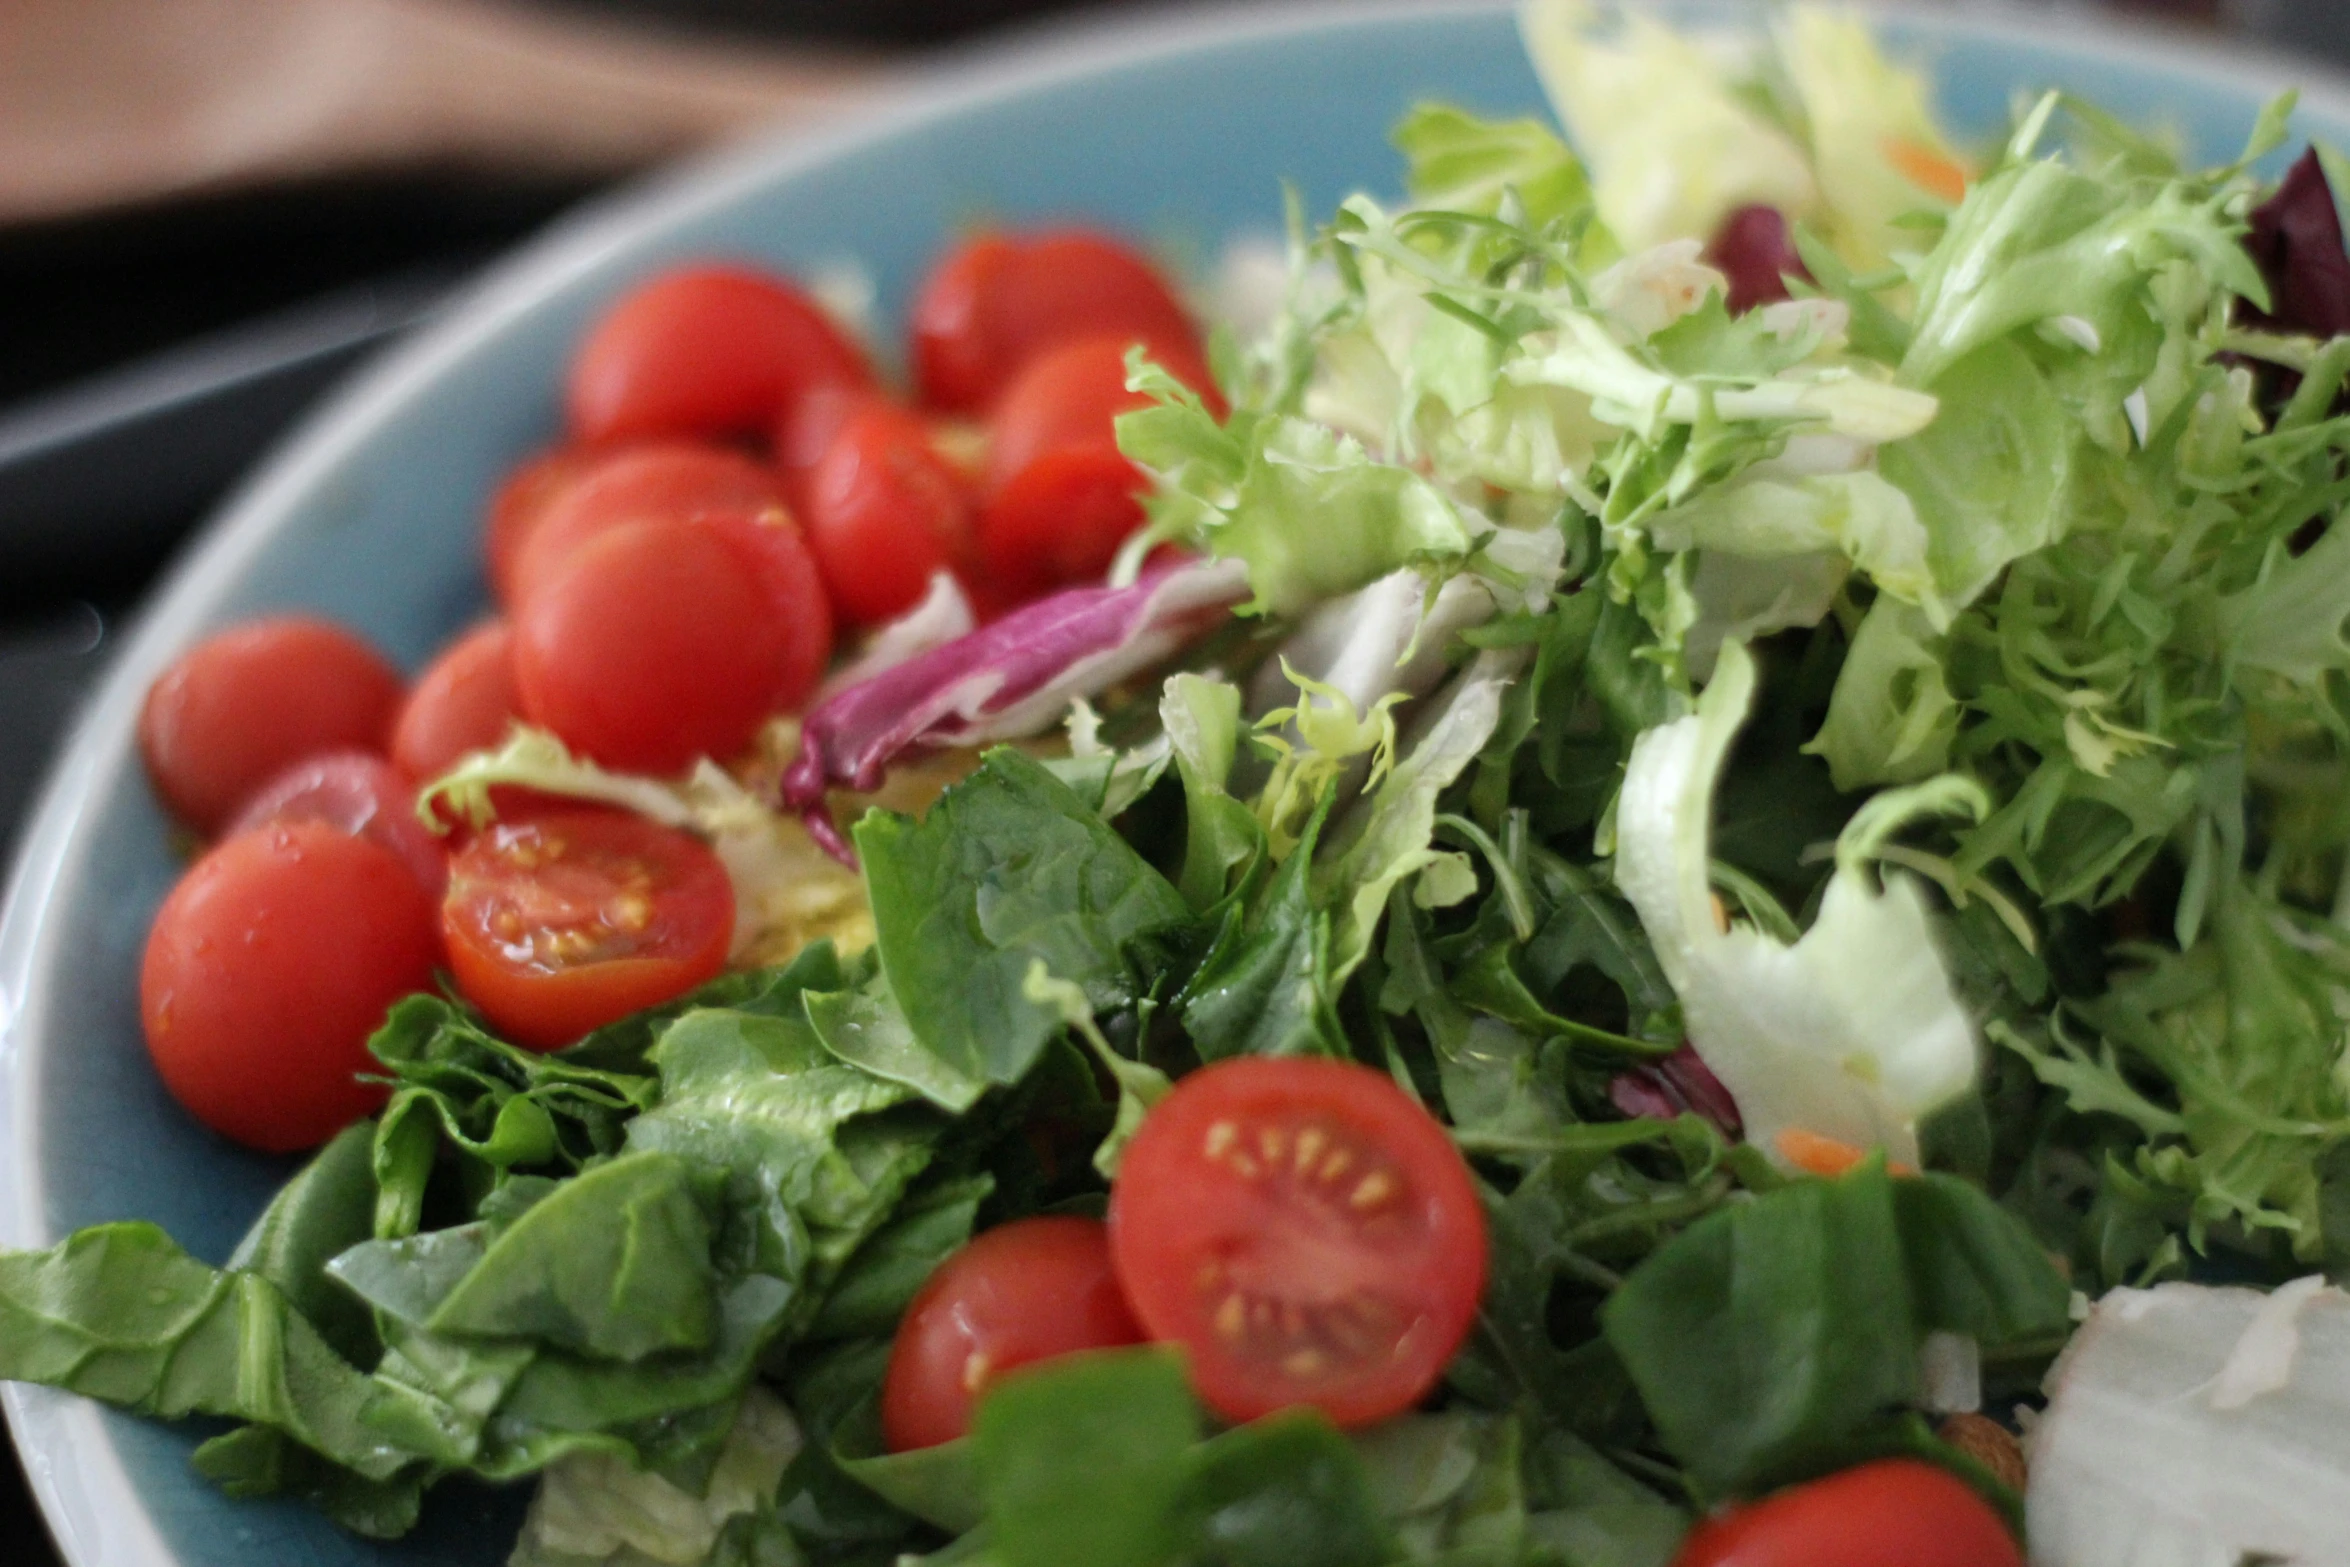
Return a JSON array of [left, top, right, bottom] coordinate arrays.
[[142, 821, 439, 1150], [566, 264, 873, 445], [911, 229, 1200, 414], [226, 751, 448, 899], [1108, 1057, 1487, 1427], [441, 808, 733, 1049], [139, 616, 406, 835], [882, 1216, 1145, 1451], [1671, 1459, 2020, 1567], [801, 399, 976, 625], [392, 620, 522, 782]]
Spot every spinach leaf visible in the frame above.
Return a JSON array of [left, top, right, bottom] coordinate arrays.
[[1602, 1162, 2070, 1497], [1183, 1412, 1397, 1567], [973, 1348, 1202, 1567], [0, 1223, 410, 1479], [857, 748, 1202, 1090], [1180, 797, 1344, 1060], [808, 1174, 992, 1342], [189, 1426, 426, 1539], [423, 1152, 718, 1361], [227, 1121, 381, 1364], [805, 966, 989, 1114]]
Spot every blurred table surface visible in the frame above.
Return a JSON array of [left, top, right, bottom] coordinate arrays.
[[0, 0, 2342, 1561]]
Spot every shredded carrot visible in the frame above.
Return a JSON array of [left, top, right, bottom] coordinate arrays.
[[1776, 1128, 1917, 1178], [1884, 136, 1971, 205]]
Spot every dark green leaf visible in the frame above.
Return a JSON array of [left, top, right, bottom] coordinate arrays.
[[227, 1122, 381, 1364], [972, 1347, 1201, 1567], [1182, 1411, 1396, 1567]]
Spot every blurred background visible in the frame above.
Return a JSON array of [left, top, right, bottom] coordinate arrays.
[[0, 0, 2343, 1557]]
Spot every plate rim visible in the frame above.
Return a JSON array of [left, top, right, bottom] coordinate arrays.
[[4, 1, 2346, 1562]]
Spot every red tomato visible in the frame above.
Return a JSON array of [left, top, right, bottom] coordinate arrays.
[[505, 443, 784, 608], [911, 229, 1199, 414], [484, 446, 603, 605], [141, 821, 439, 1150], [705, 508, 834, 715], [440, 808, 733, 1049], [974, 332, 1217, 599], [881, 1217, 1146, 1451], [1108, 1056, 1487, 1428], [567, 265, 873, 445], [139, 617, 406, 835], [801, 399, 975, 625], [1671, 1460, 2021, 1567], [512, 512, 819, 774], [226, 751, 447, 899], [391, 620, 523, 782]]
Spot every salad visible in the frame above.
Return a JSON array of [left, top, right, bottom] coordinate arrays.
[[8, 3, 2350, 1565]]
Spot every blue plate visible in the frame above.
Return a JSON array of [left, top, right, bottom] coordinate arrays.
[[3, 3, 2345, 1563]]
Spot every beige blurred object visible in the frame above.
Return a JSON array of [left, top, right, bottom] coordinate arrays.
[[0, 0, 884, 223]]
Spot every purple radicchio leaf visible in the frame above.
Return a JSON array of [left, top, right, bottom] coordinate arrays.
[[1608, 1044, 1744, 1139], [1705, 205, 1810, 315], [2243, 147, 2350, 341], [781, 556, 1250, 862]]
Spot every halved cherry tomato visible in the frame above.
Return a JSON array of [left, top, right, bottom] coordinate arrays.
[[567, 265, 873, 445], [391, 621, 523, 782], [801, 399, 975, 625], [485, 446, 604, 605], [505, 444, 784, 608], [1108, 1056, 1487, 1428], [881, 1216, 1145, 1452], [1670, 1459, 2020, 1567], [142, 821, 439, 1150], [139, 617, 406, 835], [513, 511, 824, 774], [911, 229, 1199, 413], [975, 332, 1217, 599], [440, 808, 732, 1049], [227, 752, 447, 899]]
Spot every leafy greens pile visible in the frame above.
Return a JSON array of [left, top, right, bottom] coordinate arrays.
[[5, 4, 2350, 1565]]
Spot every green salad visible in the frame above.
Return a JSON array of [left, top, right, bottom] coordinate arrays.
[[7, 4, 2350, 1565]]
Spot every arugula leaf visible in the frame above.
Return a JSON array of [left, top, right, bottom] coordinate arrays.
[[858, 748, 1202, 1091]]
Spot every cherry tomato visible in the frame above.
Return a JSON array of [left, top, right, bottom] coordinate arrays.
[[1670, 1460, 2020, 1567], [1108, 1056, 1487, 1428], [484, 446, 603, 605], [226, 752, 447, 899], [911, 229, 1199, 414], [139, 617, 406, 835], [567, 265, 873, 445], [974, 332, 1217, 599], [707, 508, 833, 716], [505, 443, 784, 608], [513, 512, 821, 774], [141, 821, 439, 1150], [440, 808, 733, 1050], [391, 620, 523, 782], [881, 1216, 1146, 1451], [801, 399, 975, 625]]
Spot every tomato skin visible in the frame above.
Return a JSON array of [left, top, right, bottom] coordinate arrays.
[[513, 514, 797, 774], [911, 230, 1199, 414], [485, 446, 604, 605], [567, 265, 873, 445], [440, 808, 733, 1050], [700, 509, 833, 715], [141, 821, 439, 1150], [1108, 1056, 1487, 1428], [802, 399, 976, 625], [505, 443, 785, 609], [881, 1217, 1146, 1451], [986, 331, 1216, 490], [391, 621, 522, 782], [226, 751, 448, 899], [1671, 1460, 2020, 1567], [140, 617, 406, 835]]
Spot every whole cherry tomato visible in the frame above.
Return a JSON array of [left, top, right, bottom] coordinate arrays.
[[911, 229, 1199, 414], [226, 751, 447, 899], [800, 399, 976, 625], [881, 1216, 1146, 1451], [1108, 1056, 1488, 1428], [504, 443, 785, 609], [141, 821, 440, 1150], [1670, 1460, 2021, 1567], [484, 445, 604, 605], [440, 808, 733, 1049], [139, 617, 405, 835], [567, 264, 873, 445], [391, 620, 523, 782]]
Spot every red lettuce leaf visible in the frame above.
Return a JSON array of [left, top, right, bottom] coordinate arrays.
[[2243, 147, 2350, 340]]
